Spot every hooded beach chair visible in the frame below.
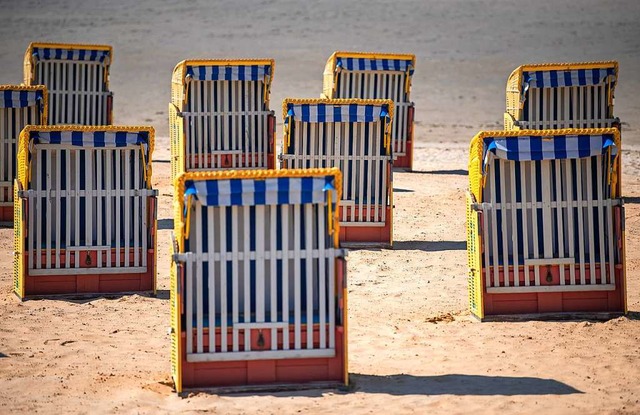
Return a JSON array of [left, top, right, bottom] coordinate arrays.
[[322, 52, 415, 170], [14, 125, 157, 299], [279, 98, 394, 247], [24, 42, 113, 125], [0, 85, 47, 222], [504, 61, 618, 131], [170, 59, 276, 180], [467, 128, 626, 320], [171, 169, 348, 392]]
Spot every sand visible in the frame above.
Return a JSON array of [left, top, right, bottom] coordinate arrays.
[[0, 0, 639, 413]]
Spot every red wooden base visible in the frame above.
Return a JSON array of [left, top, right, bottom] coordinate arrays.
[[0, 205, 12, 222], [21, 250, 155, 298], [180, 328, 346, 389], [338, 206, 392, 246], [481, 266, 625, 316], [190, 153, 275, 170], [393, 139, 413, 171]]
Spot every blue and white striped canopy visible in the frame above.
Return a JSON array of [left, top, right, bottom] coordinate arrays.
[[186, 65, 271, 81], [336, 57, 413, 74], [185, 176, 336, 207], [523, 67, 616, 91], [483, 134, 617, 172], [31, 130, 150, 148], [32, 47, 111, 63], [286, 102, 390, 123], [1, 89, 44, 108]]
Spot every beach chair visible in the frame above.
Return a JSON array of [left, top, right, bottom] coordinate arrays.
[[322, 52, 415, 170], [13, 125, 157, 299], [279, 98, 394, 247], [171, 169, 348, 392], [467, 128, 626, 320], [504, 61, 618, 131], [170, 59, 276, 181], [24, 42, 113, 125], [0, 85, 47, 222]]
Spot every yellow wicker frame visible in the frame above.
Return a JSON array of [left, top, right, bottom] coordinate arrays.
[[322, 51, 416, 99], [504, 61, 618, 131], [23, 42, 113, 86]]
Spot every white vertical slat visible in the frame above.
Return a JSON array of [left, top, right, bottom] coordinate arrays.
[[586, 87, 592, 130], [269, 205, 277, 350], [576, 159, 586, 284], [596, 156, 606, 284], [115, 149, 121, 267], [186, 252, 193, 356], [509, 161, 519, 286], [499, 160, 509, 287], [85, 149, 93, 263], [133, 148, 140, 267], [65, 150, 71, 268], [256, 205, 266, 323], [281, 204, 290, 350], [357, 122, 365, 223], [293, 204, 302, 350], [520, 159, 530, 286], [305, 203, 314, 349], [366, 122, 374, 220], [105, 150, 112, 268], [207, 206, 216, 353], [372, 120, 380, 222], [45, 149, 52, 269], [231, 205, 239, 352], [55, 150, 61, 269], [530, 161, 540, 286], [318, 202, 327, 349], [566, 158, 576, 285], [585, 158, 596, 284], [96, 149, 103, 268], [219, 206, 228, 352], [73, 149, 81, 268], [123, 149, 130, 267], [328, 227, 336, 350], [242, 206, 251, 351], [555, 160, 565, 285], [593, 86, 599, 128], [187, 79, 195, 170], [195, 205, 204, 353]]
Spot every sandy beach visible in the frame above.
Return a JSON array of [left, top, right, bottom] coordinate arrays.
[[1, 0, 639, 413]]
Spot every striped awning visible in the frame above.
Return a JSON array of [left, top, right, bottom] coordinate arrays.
[[185, 65, 271, 81], [483, 134, 617, 172], [31, 130, 149, 148], [185, 176, 336, 207], [522, 67, 616, 96], [32, 47, 111, 63], [286, 102, 390, 123], [1, 89, 44, 108], [336, 57, 413, 73]]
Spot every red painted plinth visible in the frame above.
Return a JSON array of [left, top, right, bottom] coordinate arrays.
[[338, 206, 392, 246], [21, 250, 155, 297], [180, 328, 345, 389]]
